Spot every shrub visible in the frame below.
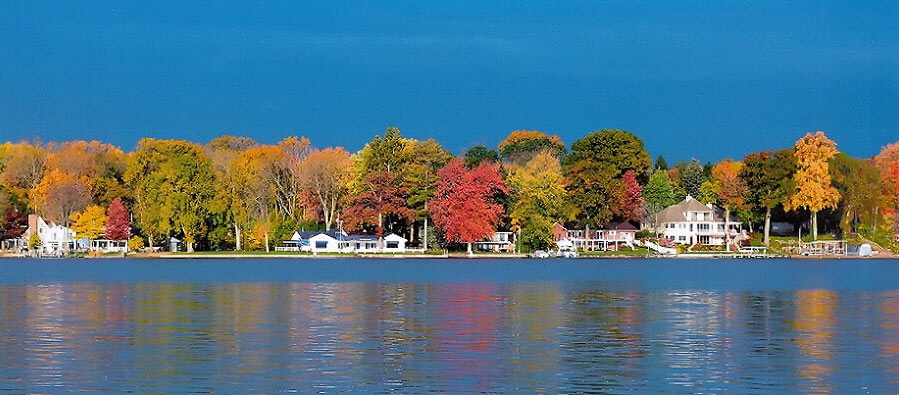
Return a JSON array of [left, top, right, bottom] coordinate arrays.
[[128, 236, 145, 252]]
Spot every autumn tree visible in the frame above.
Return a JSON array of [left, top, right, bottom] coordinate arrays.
[[711, 159, 749, 250], [0, 142, 47, 207], [351, 127, 419, 241], [498, 130, 565, 164], [1, 208, 28, 245], [617, 170, 645, 222], [874, 142, 899, 235], [345, 171, 415, 238], [463, 145, 499, 168], [232, 145, 281, 251], [105, 197, 132, 241], [70, 205, 107, 240], [784, 132, 840, 240], [205, 136, 258, 250], [125, 139, 215, 252], [300, 147, 354, 230], [507, 151, 571, 251], [30, 169, 90, 226], [697, 181, 718, 204], [47, 140, 128, 206], [563, 129, 651, 226], [430, 158, 508, 254], [741, 149, 796, 245]]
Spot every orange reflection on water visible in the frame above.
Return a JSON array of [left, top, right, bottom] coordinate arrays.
[[880, 290, 899, 380], [793, 289, 837, 394]]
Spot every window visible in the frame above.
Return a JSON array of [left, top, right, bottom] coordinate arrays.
[[386, 241, 399, 249], [679, 236, 687, 241], [315, 241, 328, 249]]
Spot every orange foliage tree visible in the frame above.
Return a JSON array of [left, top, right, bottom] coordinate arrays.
[[784, 132, 840, 240], [497, 130, 565, 164], [47, 140, 127, 206], [875, 142, 899, 235], [30, 169, 91, 226], [712, 160, 749, 250]]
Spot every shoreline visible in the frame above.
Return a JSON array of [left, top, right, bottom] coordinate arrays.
[[2, 252, 896, 260]]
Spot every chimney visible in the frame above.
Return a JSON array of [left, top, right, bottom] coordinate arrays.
[[27, 214, 38, 237]]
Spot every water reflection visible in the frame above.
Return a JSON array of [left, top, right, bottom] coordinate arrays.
[[0, 282, 897, 392]]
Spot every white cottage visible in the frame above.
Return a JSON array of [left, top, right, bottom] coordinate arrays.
[[279, 228, 407, 253]]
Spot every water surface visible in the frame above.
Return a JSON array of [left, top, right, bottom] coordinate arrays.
[[0, 258, 897, 393]]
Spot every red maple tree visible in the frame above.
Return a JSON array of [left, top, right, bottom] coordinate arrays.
[[105, 197, 132, 241], [344, 171, 415, 233], [616, 170, 645, 222], [430, 158, 508, 253]]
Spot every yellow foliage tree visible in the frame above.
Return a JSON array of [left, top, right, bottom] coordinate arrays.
[[70, 205, 107, 240], [784, 131, 840, 240], [507, 151, 572, 250], [300, 147, 354, 231]]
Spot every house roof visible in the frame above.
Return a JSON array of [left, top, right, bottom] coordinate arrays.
[[294, 228, 348, 240], [346, 234, 378, 241], [647, 196, 740, 223], [602, 222, 637, 231]]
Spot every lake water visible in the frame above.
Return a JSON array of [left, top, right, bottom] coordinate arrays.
[[1, 258, 898, 393]]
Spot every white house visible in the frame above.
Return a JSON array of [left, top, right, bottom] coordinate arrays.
[[26, 214, 76, 255], [475, 231, 515, 252], [642, 196, 742, 246], [553, 222, 637, 251], [88, 239, 128, 253], [277, 228, 407, 253]]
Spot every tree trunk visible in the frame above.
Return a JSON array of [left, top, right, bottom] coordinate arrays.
[[763, 207, 771, 246], [423, 217, 429, 251], [149, 235, 154, 252], [378, 212, 384, 249], [811, 210, 818, 240], [234, 223, 242, 251], [187, 240, 194, 253], [409, 222, 415, 245], [264, 231, 270, 252], [724, 207, 731, 252], [467, 242, 473, 256]]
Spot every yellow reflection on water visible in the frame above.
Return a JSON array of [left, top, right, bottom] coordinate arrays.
[[794, 289, 837, 394]]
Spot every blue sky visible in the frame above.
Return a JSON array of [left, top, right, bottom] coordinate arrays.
[[1, 1, 897, 162]]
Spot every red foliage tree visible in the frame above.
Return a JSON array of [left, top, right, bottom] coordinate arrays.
[[616, 170, 645, 222], [344, 171, 415, 236], [105, 197, 131, 241], [430, 158, 508, 254], [2, 208, 27, 240]]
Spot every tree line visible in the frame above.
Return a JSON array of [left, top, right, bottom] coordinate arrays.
[[1, 128, 897, 252]]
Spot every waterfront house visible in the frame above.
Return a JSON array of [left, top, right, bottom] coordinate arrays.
[[277, 228, 407, 253], [24, 214, 76, 255], [641, 196, 742, 246], [553, 222, 637, 251], [475, 231, 516, 252], [90, 239, 129, 253]]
